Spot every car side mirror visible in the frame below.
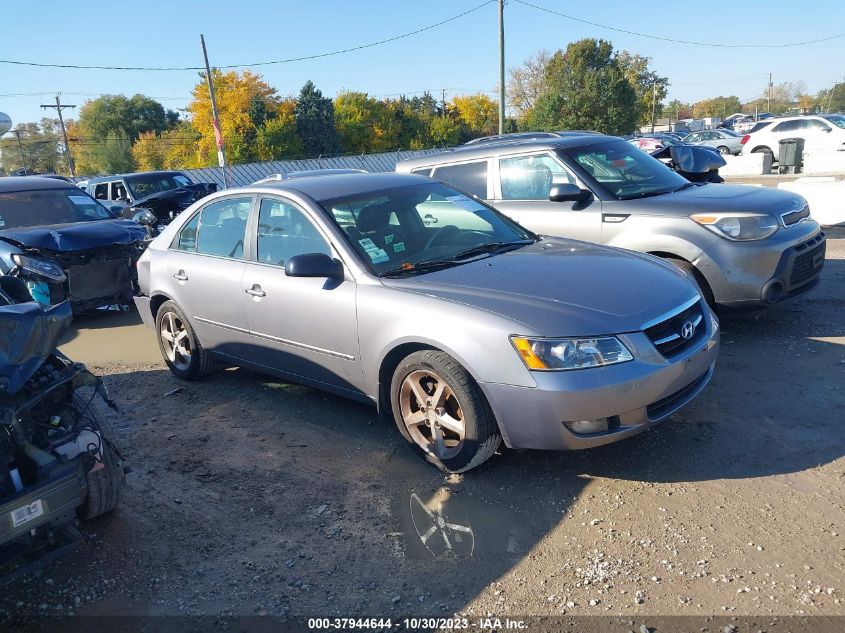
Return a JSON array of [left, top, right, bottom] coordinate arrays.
[[285, 253, 344, 280], [821, 128, 831, 133], [549, 184, 591, 202], [117, 196, 130, 203]]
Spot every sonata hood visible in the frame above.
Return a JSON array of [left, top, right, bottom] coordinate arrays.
[[620, 183, 808, 218], [381, 238, 700, 336], [0, 219, 147, 252]]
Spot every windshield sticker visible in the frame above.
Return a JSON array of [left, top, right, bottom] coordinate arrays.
[[393, 242, 405, 253], [358, 238, 377, 250], [446, 194, 486, 212], [384, 234, 394, 244], [68, 195, 95, 206], [368, 248, 389, 264]]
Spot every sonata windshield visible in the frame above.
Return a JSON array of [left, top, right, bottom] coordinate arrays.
[[321, 182, 535, 275]]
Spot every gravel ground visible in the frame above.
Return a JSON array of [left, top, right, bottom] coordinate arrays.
[[2, 228, 844, 631]]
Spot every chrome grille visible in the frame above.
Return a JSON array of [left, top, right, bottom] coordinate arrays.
[[643, 298, 706, 358]]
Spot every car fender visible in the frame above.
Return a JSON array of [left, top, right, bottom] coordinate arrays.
[[356, 282, 538, 401]]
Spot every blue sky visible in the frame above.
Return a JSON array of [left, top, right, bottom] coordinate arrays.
[[1, 0, 843, 128]]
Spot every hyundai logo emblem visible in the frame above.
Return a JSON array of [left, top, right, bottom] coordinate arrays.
[[792, 199, 801, 207], [680, 320, 696, 340]]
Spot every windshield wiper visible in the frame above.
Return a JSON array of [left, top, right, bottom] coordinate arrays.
[[380, 240, 534, 277], [618, 190, 671, 200], [449, 239, 534, 261]]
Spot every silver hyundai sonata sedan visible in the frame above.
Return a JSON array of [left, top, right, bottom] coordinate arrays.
[[134, 172, 719, 472]]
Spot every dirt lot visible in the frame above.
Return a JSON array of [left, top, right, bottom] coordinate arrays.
[[2, 229, 844, 631]]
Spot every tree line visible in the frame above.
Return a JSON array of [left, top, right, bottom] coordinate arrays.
[[2, 37, 843, 176]]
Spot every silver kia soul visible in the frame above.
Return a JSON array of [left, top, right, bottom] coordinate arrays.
[[397, 135, 826, 309], [134, 173, 719, 472]]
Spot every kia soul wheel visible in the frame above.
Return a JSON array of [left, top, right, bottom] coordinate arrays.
[[391, 350, 501, 473]]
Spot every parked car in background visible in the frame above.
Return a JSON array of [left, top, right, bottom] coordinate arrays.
[[740, 115, 845, 157], [627, 133, 687, 153], [83, 171, 217, 232], [0, 177, 148, 313], [397, 135, 826, 309], [134, 172, 718, 472], [682, 129, 744, 155]]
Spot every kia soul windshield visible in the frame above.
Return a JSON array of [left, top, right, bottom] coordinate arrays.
[[321, 182, 535, 275], [563, 139, 689, 200], [0, 188, 114, 229]]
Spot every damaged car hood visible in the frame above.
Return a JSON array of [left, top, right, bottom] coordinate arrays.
[[132, 184, 215, 216], [0, 300, 72, 395], [0, 219, 147, 252]]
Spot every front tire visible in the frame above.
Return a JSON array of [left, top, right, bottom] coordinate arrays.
[[390, 350, 501, 473], [664, 257, 716, 309], [155, 300, 216, 380]]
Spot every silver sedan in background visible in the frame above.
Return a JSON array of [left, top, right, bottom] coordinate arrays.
[[682, 129, 745, 155], [134, 173, 718, 472]]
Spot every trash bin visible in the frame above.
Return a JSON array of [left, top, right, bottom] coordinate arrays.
[[778, 137, 804, 173]]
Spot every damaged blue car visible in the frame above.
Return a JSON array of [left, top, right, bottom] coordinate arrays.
[[0, 177, 148, 313]]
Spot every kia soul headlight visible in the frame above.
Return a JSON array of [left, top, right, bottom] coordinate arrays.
[[511, 336, 633, 371], [690, 213, 778, 241]]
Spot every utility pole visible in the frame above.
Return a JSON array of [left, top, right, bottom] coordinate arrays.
[[498, 0, 505, 135], [40, 95, 75, 176], [650, 83, 657, 133], [441, 89, 447, 118], [767, 73, 772, 113], [10, 130, 27, 175], [200, 34, 228, 189]]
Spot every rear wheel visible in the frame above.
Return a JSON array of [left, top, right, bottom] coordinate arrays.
[[717, 145, 731, 155], [155, 300, 216, 380], [390, 350, 500, 473]]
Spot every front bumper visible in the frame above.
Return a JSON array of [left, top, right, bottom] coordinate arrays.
[[480, 316, 719, 450], [695, 223, 825, 308]]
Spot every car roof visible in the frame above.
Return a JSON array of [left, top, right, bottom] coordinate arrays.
[[86, 170, 185, 184], [248, 172, 434, 202], [0, 176, 80, 193], [398, 135, 615, 169]]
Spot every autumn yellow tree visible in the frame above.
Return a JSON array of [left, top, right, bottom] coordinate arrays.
[[131, 132, 166, 171], [450, 93, 499, 137], [334, 91, 401, 153], [188, 70, 281, 166]]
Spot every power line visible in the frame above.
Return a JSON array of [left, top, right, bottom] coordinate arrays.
[[513, 0, 845, 48], [0, 1, 495, 72]]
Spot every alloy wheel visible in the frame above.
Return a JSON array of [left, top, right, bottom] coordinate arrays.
[[160, 311, 192, 371], [399, 370, 465, 460]]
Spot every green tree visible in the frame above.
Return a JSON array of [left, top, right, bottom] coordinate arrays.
[[616, 51, 669, 126], [77, 94, 174, 142], [0, 119, 62, 174], [295, 81, 342, 156], [523, 39, 638, 135], [255, 99, 303, 160], [692, 95, 743, 119], [334, 91, 398, 153], [816, 82, 845, 113], [427, 116, 461, 146], [665, 99, 693, 120]]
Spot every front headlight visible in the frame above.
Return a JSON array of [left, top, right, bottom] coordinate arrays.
[[690, 213, 778, 241], [11, 253, 66, 282], [511, 336, 633, 371]]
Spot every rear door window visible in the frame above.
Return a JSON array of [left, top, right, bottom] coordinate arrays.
[[255, 198, 330, 266], [431, 161, 488, 199], [772, 119, 804, 133], [194, 197, 252, 259], [805, 119, 832, 132]]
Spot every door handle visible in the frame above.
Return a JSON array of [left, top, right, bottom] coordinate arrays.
[[245, 286, 266, 298], [424, 214, 439, 224], [173, 270, 188, 281]]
